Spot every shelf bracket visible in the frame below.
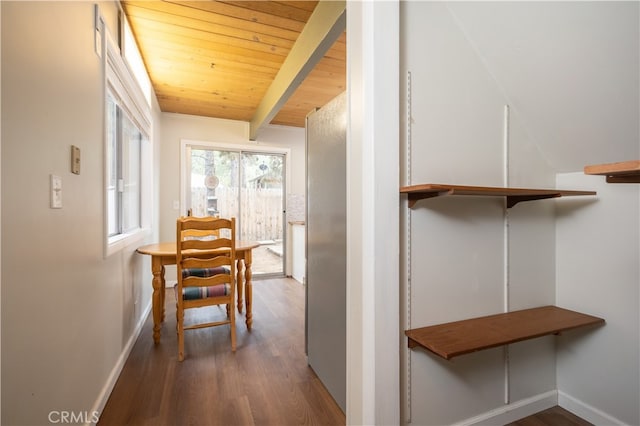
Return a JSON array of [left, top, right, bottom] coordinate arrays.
[[606, 175, 640, 184], [506, 194, 560, 208], [407, 190, 452, 208]]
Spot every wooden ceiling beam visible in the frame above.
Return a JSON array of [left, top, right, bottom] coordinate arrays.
[[249, 0, 346, 140]]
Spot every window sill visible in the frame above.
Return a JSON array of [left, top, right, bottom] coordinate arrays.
[[106, 228, 150, 257]]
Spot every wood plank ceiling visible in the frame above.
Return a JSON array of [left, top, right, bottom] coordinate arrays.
[[121, 1, 346, 130]]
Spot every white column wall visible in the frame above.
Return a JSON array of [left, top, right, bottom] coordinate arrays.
[[346, 1, 400, 424]]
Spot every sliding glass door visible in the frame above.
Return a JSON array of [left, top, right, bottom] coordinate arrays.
[[185, 144, 285, 277]]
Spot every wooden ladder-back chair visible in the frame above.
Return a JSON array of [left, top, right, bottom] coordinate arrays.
[[175, 216, 236, 361]]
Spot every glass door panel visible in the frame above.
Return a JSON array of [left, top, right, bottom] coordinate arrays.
[[187, 146, 285, 276], [189, 148, 240, 221], [240, 152, 285, 276]]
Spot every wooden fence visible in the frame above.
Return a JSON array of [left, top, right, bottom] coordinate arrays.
[[191, 186, 283, 242]]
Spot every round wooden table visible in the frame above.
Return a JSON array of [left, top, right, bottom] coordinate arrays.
[[137, 241, 260, 343]]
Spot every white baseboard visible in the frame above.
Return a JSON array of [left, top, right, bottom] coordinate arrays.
[[559, 391, 627, 426], [87, 300, 152, 426], [453, 390, 558, 426]]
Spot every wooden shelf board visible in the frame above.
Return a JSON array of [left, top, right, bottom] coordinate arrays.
[[584, 160, 640, 183], [405, 306, 604, 360], [400, 184, 596, 208]]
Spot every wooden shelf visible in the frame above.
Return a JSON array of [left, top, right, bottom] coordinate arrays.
[[584, 160, 640, 183], [400, 183, 596, 208], [405, 306, 604, 360]]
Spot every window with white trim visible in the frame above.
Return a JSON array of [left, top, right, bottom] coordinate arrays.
[[106, 91, 144, 237], [101, 8, 152, 255]]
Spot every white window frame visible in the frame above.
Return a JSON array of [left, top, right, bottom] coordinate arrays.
[[101, 10, 153, 257]]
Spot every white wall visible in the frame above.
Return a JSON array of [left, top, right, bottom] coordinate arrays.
[[1, 2, 160, 424], [256, 124, 306, 196], [556, 173, 639, 426], [445, 2, 639, 173]]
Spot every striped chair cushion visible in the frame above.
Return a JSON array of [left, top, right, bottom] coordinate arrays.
[[178, 266, 231, 300], [180, 284, 230, 301], [181, 266, 230, 279]]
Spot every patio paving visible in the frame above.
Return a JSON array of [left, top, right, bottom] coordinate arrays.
[[251, 243, 284, 276]]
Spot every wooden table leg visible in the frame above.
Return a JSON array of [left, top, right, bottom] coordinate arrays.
[[244, 249, 253, 330], [236, 258, 244, 313], [151, 256, 165, 344]]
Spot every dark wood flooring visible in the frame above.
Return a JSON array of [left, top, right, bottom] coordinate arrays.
[[507, 406, 593, 426], [98, 278, 345, 426], [98, 278, 592, 426]]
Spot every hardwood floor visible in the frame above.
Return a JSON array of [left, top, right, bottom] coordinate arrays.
[[98, 277, 592, 426], [98, 278, 345, 426], [507, 406, 593, 426]]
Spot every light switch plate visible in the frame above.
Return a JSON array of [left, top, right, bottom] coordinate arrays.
[[71, 145, 81, 174], [51, 175, 62, 209]]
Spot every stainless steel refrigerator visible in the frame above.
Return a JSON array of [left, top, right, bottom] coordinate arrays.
[[305, 91, 346, 412]]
